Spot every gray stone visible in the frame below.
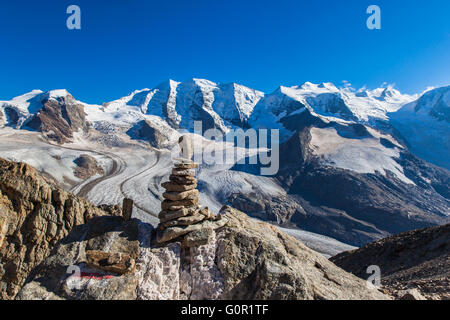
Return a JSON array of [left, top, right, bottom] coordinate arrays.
[[122, 198, 133, 221], [156, 218, 228, 244], [163, 189, 198, 201], [158, 207, 197, 223], [397, 289, 427, 300], [182, 228, 214, 248], [162, 181, 197, 192], [174, 162, 199, 169], [161, 214, 205, 228], [161, 198, 198, 211], [171, 169, 196, 177], [86, 250, 135, 275]]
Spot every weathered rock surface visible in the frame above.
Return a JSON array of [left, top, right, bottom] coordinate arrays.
[[0, 158, 117, 300], [158, 207, 196, 223], [174, 163, 199, 170], [171, 169, 195, 177], [157, 217, 227, 244], [86, 250, 135, 275], [397, 289, 427, 300], [73, 154, 104, 179], [25, 93, 89, 144], [160, 214, 206, 228], [16, 216, 141, 300], [163, 189, 199, 201], [17, 206, 390, 300], [182, 228, 214, 248], [127, 119, 170, 148], [161, 198, 198, 211], [331, 223, 450, 300], [161, 182, 197, 192], [169, 175, 197, 184], [232, 124, 450, 247]]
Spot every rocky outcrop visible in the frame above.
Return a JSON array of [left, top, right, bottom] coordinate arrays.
[[331, 223, 450, 300], [73, 154, 104, 179], [0, 158, 118, 300], [126, 119, 173, 148], [25, 93, 89, 144], [17, 205, 390, 300]]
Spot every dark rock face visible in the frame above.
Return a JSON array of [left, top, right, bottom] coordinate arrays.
[[305, 93, 357, 121], [73, 154, 104, 179], [3, 107, 20, 127], [127, 120, 169, 148], [0, 158, 117, 300], [230, 123, 450, 247], [25, 94, 89, 144], [330, 223, 450, 300]]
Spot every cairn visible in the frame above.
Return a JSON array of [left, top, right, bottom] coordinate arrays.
[[156, 158, 221, 244], [156, 135, 221, 244]]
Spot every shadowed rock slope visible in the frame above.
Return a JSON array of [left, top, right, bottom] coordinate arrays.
[[0, 158, 119, 299], [331, 223, 450, 300], [17, 206, 389, 300]]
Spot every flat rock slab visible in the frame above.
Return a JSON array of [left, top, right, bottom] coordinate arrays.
[[173, 158, 193, 164], [156, 217, 228, 243], [85, 250, 135, 275], [162, 182, 197, 192], [182, 228, 214, 248], [158, 207, 197, 223], [161, 198, 198, 211], [160, 214, 205, 228], [171, 169, 195, 177], [174, 162, 199, 169], [163, 189, 198, 201], [169, 175, 197, 185]]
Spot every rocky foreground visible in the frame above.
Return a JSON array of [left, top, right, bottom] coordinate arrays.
[[0, 158, 390, 300], [0, 158, 120, 299], [331, 223, 450, 300], [16, 206, 389, 300]]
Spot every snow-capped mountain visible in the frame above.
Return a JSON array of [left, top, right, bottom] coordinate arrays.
[[389, 86, 450, 170], [0, 78, 415, 133], [0, 79, 448, 246], [0, 78, 419, 145]]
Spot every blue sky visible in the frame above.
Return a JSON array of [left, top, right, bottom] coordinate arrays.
[[0, 0, 449, 103]]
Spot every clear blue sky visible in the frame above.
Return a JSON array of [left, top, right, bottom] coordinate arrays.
[[0, 0, 449, 103]]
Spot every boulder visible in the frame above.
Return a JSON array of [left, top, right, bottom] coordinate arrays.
[[182, 228, 214, 248], [156, 218, 227, 244], [397, 289, 427, 300]]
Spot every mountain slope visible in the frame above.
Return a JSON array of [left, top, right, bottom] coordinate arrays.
[[331, 223, 450, 300], [389, 85, 450, 170], [231, 120, 450, 246]]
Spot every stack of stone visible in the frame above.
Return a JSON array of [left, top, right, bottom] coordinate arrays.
[[156, 159, 220, 244]]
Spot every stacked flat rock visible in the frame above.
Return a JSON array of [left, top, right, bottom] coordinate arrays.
[[156, 159, 221, 244]]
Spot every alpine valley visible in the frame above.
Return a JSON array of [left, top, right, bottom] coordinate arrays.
[[0, 79, 449, 300]]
